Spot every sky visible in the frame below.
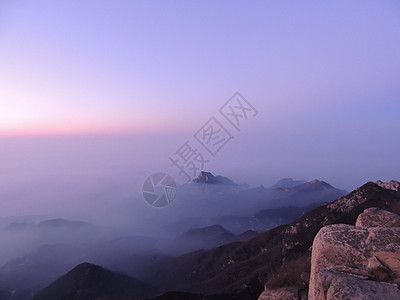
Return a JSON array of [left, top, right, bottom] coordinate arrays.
[[0, 1, 399, 217]]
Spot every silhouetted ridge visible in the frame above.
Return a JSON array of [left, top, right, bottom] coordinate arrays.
[[32, 262, 156, 300], [291, 180, 338, 192]]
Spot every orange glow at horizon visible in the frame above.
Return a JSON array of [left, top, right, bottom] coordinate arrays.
[[0, 98, 182, 137], [0, 119, 182, 137], [0, 126, 135, 137], [0, 114, 192, 137]]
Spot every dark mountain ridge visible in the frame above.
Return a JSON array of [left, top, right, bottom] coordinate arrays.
[[32, 262, 156, 300]]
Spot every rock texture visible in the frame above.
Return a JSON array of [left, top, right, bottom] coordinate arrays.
[[193, 171, 216, 183], [356, 207, 400, 228], [309, 208, 400, 300], [376, 180, 400, 192], [258, 286, 298, 300], [254, 183, 400, 300], [320, 270, 400, 300]]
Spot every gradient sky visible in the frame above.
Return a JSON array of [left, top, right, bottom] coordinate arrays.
[[1, 1, 399, 135], [0, 1, 399, 217]]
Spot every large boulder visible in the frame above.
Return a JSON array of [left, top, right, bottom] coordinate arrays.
[[356, 207, 400, 228], [309, 210, 400, 300], [320, 269, 400, 300]]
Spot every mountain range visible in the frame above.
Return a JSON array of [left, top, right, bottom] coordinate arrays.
[[146, 180, 400, 299], [3, 174, 396, 300]]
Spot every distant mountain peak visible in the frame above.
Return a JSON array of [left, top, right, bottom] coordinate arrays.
[[70, 262, 101, 274], [32, 262, 155, 300], [192, 171, 237, 185], [309, 179, 331, 187], [290, 179, 336, 192], [194, 171, 216, 183], [310, 179, 321, 183]]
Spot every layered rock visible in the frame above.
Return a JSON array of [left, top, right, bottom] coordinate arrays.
[[309, 208, 400, 300]]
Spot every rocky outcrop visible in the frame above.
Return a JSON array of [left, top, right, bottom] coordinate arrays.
[[255, 183, 400, 300], [193, 171, 215, 183], [376, 180, 400, 192], [309, 208, 400, 300], [316, 270, 400, 300], [356, 207, 400, 227]]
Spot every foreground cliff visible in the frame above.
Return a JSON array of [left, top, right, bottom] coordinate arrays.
[[258, 181, 400, 300], [309, 208, 400, 300]]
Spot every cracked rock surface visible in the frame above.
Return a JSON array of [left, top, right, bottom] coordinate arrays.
[[309, 208, 400, 300]]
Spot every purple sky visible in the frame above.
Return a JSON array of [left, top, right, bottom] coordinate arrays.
[[0, 1, 399, 217], [1, 1, 399, 135]]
